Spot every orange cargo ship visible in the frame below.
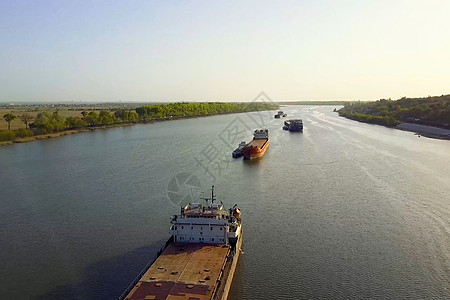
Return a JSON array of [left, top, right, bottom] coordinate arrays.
[[242, 129, 269, 159]]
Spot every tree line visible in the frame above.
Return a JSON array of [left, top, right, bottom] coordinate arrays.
[[1, 102, 278, 142], [338, 95, 450, 128]]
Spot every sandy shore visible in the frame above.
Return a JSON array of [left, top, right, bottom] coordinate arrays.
[[396, 123, 450, 140]]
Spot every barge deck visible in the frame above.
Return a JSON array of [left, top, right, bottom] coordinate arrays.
[[124, 243, 231, 300]]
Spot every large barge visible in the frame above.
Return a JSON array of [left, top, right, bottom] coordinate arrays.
[[121, 187, 242, 300], [242, 129, 269, 160]]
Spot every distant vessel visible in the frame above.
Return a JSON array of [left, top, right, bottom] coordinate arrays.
[[242, 129, 269, 159], [288, 119, 303, 132], [121, 186, 242, 300], [274, 110, 287, 118], [232, 141, 247, 158], [282, 119, 303, 132]]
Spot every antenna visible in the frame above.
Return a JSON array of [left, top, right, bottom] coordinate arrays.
[[200, 186, 216, 205]]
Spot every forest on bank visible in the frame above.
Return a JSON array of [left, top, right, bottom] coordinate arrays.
[[338, 95, 450, 128], [1, 102, 278, 142]]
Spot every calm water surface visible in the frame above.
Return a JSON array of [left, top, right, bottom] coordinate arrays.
[[0, 106, 449, 299]]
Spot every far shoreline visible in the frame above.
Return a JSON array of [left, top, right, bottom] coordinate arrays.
[[395, 123, 450, 140], [337, 113, 450, 140], [0, 109, 276, 148]]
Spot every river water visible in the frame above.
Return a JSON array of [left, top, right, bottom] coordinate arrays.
[[0, 106, 449, 299]]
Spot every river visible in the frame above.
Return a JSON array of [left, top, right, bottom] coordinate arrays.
[[0, 105, 449, 299]]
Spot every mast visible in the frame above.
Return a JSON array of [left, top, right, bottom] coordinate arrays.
[[201, 185, 216, 205]]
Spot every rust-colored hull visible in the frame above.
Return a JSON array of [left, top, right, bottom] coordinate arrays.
[[242, 138, 269, 159]]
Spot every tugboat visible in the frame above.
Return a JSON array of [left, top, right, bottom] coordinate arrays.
[[274, 110, 287, 118], [120, 186, 242, 300], [232, 141, 247, 158], [242, 129, 269, 159]]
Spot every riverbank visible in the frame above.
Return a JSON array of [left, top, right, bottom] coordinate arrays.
[[1, 102, 278, 148], [337, 113, 450, 140], [1, 128, 103, 147], [337, 94, 450, 140], [0, 108, 277, 148], [0, 121, 175, 148], [396, 123, 450, 140]]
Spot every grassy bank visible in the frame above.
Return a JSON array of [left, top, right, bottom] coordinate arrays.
[[338, 110, 400, 127], [1, 102, 278, 147], [13, 129, 89, 143]]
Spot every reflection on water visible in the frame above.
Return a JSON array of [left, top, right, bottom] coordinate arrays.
[[0, 106, 449, 299]]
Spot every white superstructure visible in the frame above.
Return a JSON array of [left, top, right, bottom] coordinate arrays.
[[253, 129, 269, 140], [170, 186, 242, 245]]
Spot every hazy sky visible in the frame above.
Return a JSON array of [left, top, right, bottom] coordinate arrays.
[[1, 0, 449, 102]]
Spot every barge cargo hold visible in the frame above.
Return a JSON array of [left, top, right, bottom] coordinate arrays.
[[242, 129, 269, 160], [121, 187, 242, 300]]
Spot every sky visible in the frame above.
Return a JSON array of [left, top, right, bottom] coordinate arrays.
[[0, 0, 449, 102]]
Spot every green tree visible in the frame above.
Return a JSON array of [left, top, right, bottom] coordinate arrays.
[[50, 111, 66, 132], [3, 113, 16, 130], [338, 94, 450, 128], [128, 111, 139, 123], [99, 111, 114, 125], [34, 112, 52, 132], [83, 111, 99, 127], [19, 113, 34, 129], [34, 111, 67, 133], [65, 116, 88, 129]]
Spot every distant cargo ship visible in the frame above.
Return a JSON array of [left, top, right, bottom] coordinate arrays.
[[242, 129, 269, 159], [274, 110, 287, 118], [288, 119, 303, 132], [121, 186, 242, 300], [283, 119, 303, 132]]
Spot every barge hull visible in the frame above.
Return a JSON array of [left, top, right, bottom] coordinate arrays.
[[215, 231, 243, 300], [242, 139, 269, 159]]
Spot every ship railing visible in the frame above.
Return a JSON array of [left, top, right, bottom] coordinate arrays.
[[211, 246, 232, 299]]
